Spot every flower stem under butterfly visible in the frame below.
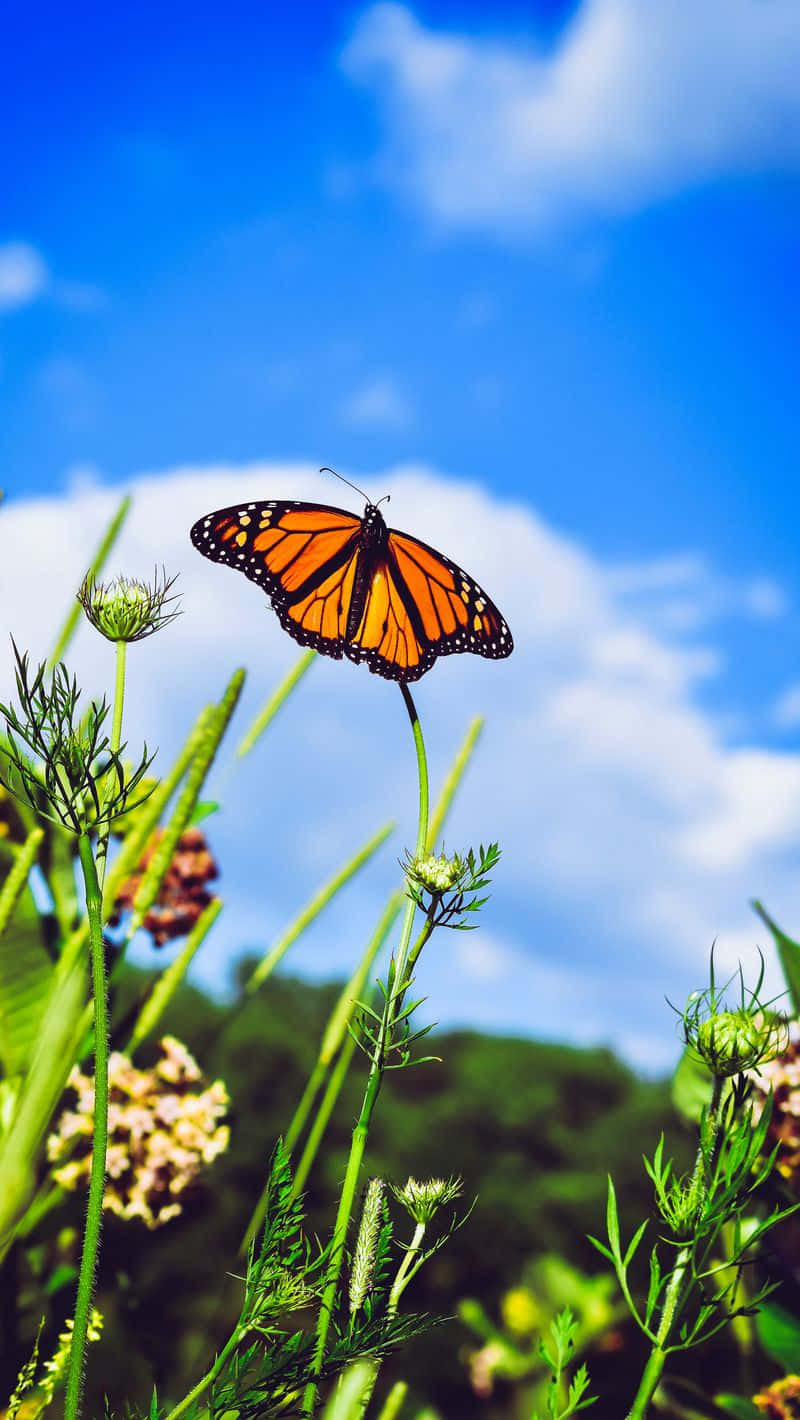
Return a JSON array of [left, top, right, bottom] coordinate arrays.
[[303, 682, 430, 1415]]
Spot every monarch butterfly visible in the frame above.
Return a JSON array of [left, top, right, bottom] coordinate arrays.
[[190, 478, 513, 683]]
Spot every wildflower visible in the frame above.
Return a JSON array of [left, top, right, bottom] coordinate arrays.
[[753, 1374, 800, 1417], [110, 825, 219, 946], [501, 1286, 541, 1338], [47, 1037, 229, 1229], [391, 1175, 462, 1225], [78, 569, 181, 643]]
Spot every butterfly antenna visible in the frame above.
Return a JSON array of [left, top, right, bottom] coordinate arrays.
[[320, 466, 373, 505]]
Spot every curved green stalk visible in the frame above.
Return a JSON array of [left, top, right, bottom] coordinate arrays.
[[302, 683, 429, 1417], [64, 832, 110, 1420]]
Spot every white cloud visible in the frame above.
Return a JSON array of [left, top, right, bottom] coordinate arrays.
[[1, 462, 798, 1071], [342, 0, 800, 233], [340, 374, 414, 429], [0, 242, 48, 311]]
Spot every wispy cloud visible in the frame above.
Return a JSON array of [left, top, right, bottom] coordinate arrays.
[[342, 0, 800, 234], [773, 683, 800, 730], [340, 374, 414, 429], [2, 463, 797, 1070], [0, 242, 48, 311], [0, 240, 106, 315]]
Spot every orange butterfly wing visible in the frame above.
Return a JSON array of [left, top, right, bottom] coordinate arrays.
[[190, 500, 513, 681], [190, 500, 364, 652]]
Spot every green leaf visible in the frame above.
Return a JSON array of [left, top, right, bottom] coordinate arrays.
[[755, 1299, 800, 1372], [605, 1176, 621, 1256], [671, 1045, 714, 1124], [713, 1396, 763, 1419], [0, 835, 54, 1079], [753, 900, 800, 1013], [189, 799, 219, 826], [623, 1219, 648, 1267]]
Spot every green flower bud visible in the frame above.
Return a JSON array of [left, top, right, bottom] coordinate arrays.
[[409, 853, 463, 894], [79, 570, 181, 642], [391, 1175, 462, 1225], [689, 1008, 787, 1078]]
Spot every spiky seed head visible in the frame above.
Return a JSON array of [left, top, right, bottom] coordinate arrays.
[[691, 1009, 787, 1078], [78, 569, 181, 642], [391, 1175, 462, 1224], [349, 1178, 386, 1315]]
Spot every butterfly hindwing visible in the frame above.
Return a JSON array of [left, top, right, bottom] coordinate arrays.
[[387, 528, 513, 664]]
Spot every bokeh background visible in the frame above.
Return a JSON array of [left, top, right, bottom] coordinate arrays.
[[2, 0, 799, 1069]]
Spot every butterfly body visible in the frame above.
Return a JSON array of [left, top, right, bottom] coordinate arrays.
[[190, 497, 512, 682]]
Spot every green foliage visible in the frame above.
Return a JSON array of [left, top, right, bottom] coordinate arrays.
[[533, 1309, 595, 1419], [756, 1300, 800, 1373], [0, 644, 153, 833]]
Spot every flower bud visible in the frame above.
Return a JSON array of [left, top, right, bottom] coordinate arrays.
[[693, 1009, 785, 1078], [409, 853, 463, 894], [79, 570, 181, 642], [391, 1174, 462, 1224]]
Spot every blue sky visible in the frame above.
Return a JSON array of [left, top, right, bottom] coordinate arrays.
[[2, 0, 800, 1069]]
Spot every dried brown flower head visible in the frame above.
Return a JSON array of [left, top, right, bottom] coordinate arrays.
[[47, 1036, 229, 1229], [111, 825, 219, 946]]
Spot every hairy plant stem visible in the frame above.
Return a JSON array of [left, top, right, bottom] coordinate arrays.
[[302, 683, 429, 1417], [626, 1074, 724, 1420], [96, 638, 127, 889], [64, 832, 110, 1420]]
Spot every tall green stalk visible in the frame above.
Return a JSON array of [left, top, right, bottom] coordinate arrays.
[[95, 638, 127, 889], [302, 683, 429, 1417], [64, 833, 110, 1420]]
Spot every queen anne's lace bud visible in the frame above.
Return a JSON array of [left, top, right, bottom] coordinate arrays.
[[79, 570, 181, 642], [409, 853, 463, 894], [391, 1174, 462, 1224], [690, 1008, 786, 1078]]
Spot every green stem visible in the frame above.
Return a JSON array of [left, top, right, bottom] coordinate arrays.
[[64, 833, 110, 1420], [625, 1074, 724, 1420], [96, 638, 127, 890], [162, 1326, 241, 1420], [354, 1220, 427, 1414], [302, 683, 429, 1417], [375, 1382, 408, 1420], [389, 1221, 426, 1314]]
